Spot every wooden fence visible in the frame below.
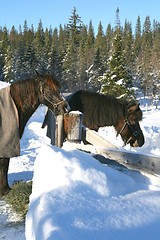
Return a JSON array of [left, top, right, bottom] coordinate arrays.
[[53, 112, 160, 175]]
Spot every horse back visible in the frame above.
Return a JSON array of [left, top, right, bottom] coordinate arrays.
[[67, 90, 126, 129]]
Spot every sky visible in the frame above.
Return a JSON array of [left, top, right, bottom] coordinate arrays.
[[1, 0, 160, 34]]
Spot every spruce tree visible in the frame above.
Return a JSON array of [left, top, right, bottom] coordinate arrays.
[[138, 16, 153, 96], [150, 20, 160, 98], [77, 25, 88, 89], [0, 27, 9, 81], [105, 23, 113, 57], [100, 9, 134, 98], [62, 7, 83, 91], [33, 19, 45, 72]]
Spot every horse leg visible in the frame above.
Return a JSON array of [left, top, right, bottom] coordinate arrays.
[[0, 158, 10, 197]]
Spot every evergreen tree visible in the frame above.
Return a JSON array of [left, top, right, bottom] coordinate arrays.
[[138, 16, 153, 96], [150, 20, 160, 97], [84, 20, 95, 88], [22, 21, 36, 76], [100, 9, 134, 98], [47, 28, 59, 75], [86, 21, 95, 57], [62, 8, 83, 91], [67, 7, 83, 45], [105, 23, 113, 57], [87, 21, 106, 91], [95, 21, 106, 55], [3, 44, 15, 82], [33, 19, 45, 72], [123, 20, 134, 69], [62, 36, 78, 91], [134, 16, 142, 57], [0, 27, 9, 80], [77, 25, 88, 89]]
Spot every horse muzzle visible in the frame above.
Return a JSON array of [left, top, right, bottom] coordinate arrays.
[[56, 101, 70, 115], [132, 140, 139, 147], [130, 135, 145, 147]]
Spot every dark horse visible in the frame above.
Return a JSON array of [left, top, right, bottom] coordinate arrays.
[[66, 90, 145, 147], [0, 73, 69, 196]]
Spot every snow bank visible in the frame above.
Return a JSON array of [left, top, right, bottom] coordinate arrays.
[[0, 81, 10, 89], [25, 144, 160, 240]]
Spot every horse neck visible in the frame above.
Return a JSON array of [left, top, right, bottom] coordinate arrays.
[[10, 81, 40, 138], [112, 102, 127, 133]]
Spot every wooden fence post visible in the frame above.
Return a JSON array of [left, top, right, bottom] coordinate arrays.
[[64, 112, 83, 142], [55, 114, 64, 148]]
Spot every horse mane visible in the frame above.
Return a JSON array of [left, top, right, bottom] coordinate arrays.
[[10, 74, 61, 110], [10, 77, 39, 112], [67, 90, 139, 129]]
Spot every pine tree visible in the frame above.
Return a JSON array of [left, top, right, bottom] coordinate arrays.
[[62, 36, 78, 91], [22, 21, 36, 76], [47, 28, 59, 75], [77, 25, 88, 89], [100, 9, 134, 98], [62, 8, 83, 91], [87, 21, 106, 91], [123, 20, 134, 69], [150, 20, 160, 98], [134, 16, 142, 57], [138, 16, 153, 96], [95, 21, 106, 55], [85, 20, 95, 65], [0, 27, 9, 81], [3, 44, 15, 82], [67, 7, 83, 46], [33, 19, 45, 72], [105, 23, 113, 57]]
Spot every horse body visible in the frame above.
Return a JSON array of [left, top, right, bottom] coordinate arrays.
[[67, 90, 145, 148], [0, 73, 68, 196]]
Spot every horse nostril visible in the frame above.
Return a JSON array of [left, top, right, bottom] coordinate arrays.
[[132, 140, 139, 147]]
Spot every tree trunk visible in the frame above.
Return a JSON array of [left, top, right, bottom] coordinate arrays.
[[0, 158, 10, 197]]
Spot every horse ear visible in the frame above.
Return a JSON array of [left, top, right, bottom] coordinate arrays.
[[127, 102, 140, 113], [127, 99, 140, 113]]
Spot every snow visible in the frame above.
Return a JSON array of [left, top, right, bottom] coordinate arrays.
[[0, 80, 10, 89], [0, 98, 160, 239]]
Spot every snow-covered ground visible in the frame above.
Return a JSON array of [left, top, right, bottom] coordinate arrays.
[[0, 99, 160, 240]]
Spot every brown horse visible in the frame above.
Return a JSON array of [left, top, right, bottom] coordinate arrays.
[[0, 73, 69, 196], [66, 90, 145, 147]]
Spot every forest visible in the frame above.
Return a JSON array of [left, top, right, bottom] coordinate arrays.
[[0, 7, 160, 98]]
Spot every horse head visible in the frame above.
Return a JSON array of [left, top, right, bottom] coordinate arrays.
[[115, 101, 145, 147], [36, 73, 69, 115]]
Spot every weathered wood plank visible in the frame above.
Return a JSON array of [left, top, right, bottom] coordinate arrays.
[[85, 128, 118, 149], [82, 128, 160, 175], [68, 141, 160, 175], [55, 115, 64, 148], [95, 147, 160, 175]]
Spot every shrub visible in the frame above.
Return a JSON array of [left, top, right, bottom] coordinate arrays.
[[4, 181, 32, 219]]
